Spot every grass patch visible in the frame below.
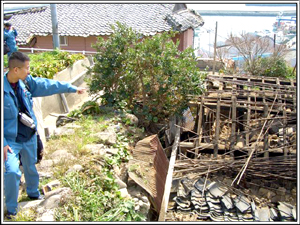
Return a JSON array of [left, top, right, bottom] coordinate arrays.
[[41, 113, 146, 221]]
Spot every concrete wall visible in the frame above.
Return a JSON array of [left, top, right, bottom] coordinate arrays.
[[37, 57, 92, 119], [32, 56, 93, 142]]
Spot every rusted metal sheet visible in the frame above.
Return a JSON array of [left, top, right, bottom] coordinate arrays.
[[128, 134, 169, 212]]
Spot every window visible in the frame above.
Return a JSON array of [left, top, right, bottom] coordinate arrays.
[[60, 36, 68, 46]]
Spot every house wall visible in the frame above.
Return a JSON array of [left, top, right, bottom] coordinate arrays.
[[20, 30, 194, 52], [173, 28, 194, 51], [20, 35, 101, 52]]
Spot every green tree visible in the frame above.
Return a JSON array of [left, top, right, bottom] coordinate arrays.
[[86, 22, 205, 129], [226, 32, 293, 77], [258, 56, 295, 78]]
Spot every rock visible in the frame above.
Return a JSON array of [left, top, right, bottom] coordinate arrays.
[[62, 124, 82, 129], [54, 127, 75, 136], [66, 164, 84, 174], [277, 187, 286, 195], [36, 209, 55, 222], [258, 187, 276, 199], [42, 180, 61, 194], [115, 175, 127, 189], [38, 171, 53, 179], [141, 196, 149, 203], [37, 159, 54, 171], [138, 199, 150, 215], [50, 150, 75, 161], [18, 199, 44, 211], [119, 188, 130, 198], [92, 131, 117, 145], [124, 113, 139, 126], [85, 144, 106, 155], [40, 195, 61, 209], [135, 204, 140, 211], [127, 184, 145, 198], [45, 187, 72, 199], [105, 148, 119, 155], [113, 165, 121, 176]]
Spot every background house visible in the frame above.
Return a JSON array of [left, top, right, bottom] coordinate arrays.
[[4, 3, 204, 53]]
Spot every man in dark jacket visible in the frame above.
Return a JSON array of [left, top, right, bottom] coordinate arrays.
[[4, 22, 18, 57], [3, 51, 86, 218]]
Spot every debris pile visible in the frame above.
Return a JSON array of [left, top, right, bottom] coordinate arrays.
[[165, 177, 297, 222], [157, 74, 297, 221]]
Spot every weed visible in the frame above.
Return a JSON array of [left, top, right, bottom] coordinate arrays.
[[42, 113, 146, 221]]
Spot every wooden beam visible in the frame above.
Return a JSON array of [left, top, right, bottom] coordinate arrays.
[[196, 97, 204, 156], [214, 94, 221, 158], [246, 77, 251, 153], [158, 122, 180, 221], [283, 102, 288, 157], [230, 95, 237, 158], [263, 104, 269, 158]]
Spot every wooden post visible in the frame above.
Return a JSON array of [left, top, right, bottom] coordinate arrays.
[[230, 95, 237, 158], [262, 77, 266, 104], [263, 104, 269, 158], [214, 95, 221, 158], [213, 21, 218, 75], [246, 78, 251, 153], [196, 98, 204, 157], [159, 122, 181, 221], [290, 78, 296, 112], [283, 102, 288, 156]]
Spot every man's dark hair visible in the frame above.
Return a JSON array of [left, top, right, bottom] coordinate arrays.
[[8, 52, 30, 69], [4, 22, 12, 27]]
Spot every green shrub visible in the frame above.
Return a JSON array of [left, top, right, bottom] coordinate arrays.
[[86, 22, 205, 128], [5, 49, 85, 78], [29, 49, 85, 78], [3, 49, 85, 78], [258, 56, 295, 79]]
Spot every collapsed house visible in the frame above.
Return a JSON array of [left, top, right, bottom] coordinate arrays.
[[129, 73, 297, 221]]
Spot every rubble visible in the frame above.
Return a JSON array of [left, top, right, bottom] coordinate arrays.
[[165, 177, 297, 222], [158, 73, 297, 221]]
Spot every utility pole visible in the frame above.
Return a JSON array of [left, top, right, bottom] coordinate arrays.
[[50, 4, 60, 49], [213, 21, 218, 74]]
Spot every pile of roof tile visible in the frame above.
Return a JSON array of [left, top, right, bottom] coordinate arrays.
[[166, 177, 296, 222]]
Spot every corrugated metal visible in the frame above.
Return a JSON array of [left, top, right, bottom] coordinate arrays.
[[128, 134, 169, 212]]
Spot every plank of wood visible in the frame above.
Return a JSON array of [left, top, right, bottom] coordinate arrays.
[[158, 122, 180, 221]]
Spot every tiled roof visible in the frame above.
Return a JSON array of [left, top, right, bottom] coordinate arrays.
[[6, 4, 204, 45]]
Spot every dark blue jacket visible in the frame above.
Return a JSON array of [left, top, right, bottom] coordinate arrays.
[[4, 73, 77, 146]]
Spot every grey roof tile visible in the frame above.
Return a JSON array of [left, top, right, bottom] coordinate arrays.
[[6, 4, 204, 45]]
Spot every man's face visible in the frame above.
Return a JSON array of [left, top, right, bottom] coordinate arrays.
[[16, 61, 30, 81], [4, 25, 11, 30]]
